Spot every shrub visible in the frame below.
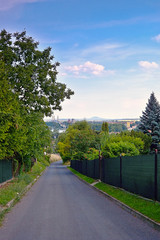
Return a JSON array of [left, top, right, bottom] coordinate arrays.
[[103, 141, 139, 158]]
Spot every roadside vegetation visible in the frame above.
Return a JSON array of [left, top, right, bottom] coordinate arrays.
[[68, 168, 160, 223], [0, 153, 62, 225], [0, 29, 73, 224], [0, 159, 47, 225], [0, 161, 46, 207], [68, 167, 95, 184], [57, 121, 151, 163], [57, 92, 160, 163], [0, 29, 74, 175]]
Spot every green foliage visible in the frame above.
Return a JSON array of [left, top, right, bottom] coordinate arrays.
[[0, 161, 46, 207], [100, 130, 149, 158], [120, 130, 152, 154], [89, 121, 127, 133], [101, 122, 109, 133], [103, 141, 139, 158], [0, 29, 73, 172], [0, 60, 26, 160], [57, 121, 150, 161], [57, 121, 100, 162], [84, 148, 99, 160], [138, 92, 160, 150], [18, 173, 33, 185], [0, 29, 74, 116], [109, 123, 127, 132]]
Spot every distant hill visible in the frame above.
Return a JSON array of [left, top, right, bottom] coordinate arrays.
[[44, 117, 140, 122], [86, 116, 106, 121]]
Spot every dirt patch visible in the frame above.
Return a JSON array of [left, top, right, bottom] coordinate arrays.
[[50, 154, 62, 162]]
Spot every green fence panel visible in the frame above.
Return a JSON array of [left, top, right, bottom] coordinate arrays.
[[0, 160, 12, 184], [71, 160, 76, 170], [104, 157, 120, 187], [122, 155, 154, 200], [94, 159, 100, 179], [4, 160, 12, 182], [78, 161, 82, 173], [157, 154, 160, 201], [82, 160, 87, 176], [75, 160, 79, 171], [87, 160, 95, 178]]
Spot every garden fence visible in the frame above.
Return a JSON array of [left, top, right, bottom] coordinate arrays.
[[0, 160, 13, 184], [71, 153, 160, 202]]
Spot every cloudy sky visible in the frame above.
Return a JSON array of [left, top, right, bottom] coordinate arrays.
[[1, 0, 160, 119]]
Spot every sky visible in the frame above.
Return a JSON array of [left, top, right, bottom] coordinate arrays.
[[1, 0, 160, 119]]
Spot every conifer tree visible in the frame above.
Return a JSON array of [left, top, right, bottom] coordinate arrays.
[[101, 122, 109, 133], [138, 92, 160, 150]]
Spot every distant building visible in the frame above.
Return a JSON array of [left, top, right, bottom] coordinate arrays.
[[126, 122, 131, 129]]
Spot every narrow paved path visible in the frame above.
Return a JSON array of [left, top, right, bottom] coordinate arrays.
[[0, 161, 160, 240]]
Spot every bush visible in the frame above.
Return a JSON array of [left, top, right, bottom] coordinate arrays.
[[84, 148, 99, 160], [57, 121, 100, 162], [103, 141, 139, 158]]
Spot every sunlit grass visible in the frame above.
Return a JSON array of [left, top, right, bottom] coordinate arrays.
[[68, 167, 160, 223], [68, 167, 95, 184]]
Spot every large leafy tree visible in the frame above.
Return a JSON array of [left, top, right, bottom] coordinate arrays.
[[0, 29, 74, 116], [138, 92, 160, 150], [0, 30, 74, 172], [0, 60, 26, 159], [57, 121, 99, 162]]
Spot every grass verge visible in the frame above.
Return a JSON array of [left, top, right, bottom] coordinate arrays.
[[95, 182, 160, 223], [0, 161, 47, 225], [68, 167, 95, 184], [0, 162, 45, 207], [68, 167, 160, 223]]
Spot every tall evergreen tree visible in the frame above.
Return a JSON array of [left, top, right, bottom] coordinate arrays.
[[138, 92, 160, 150], [101, 122, 109, 133]]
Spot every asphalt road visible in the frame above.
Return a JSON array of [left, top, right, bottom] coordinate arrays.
[[0, 161, 160, 240]]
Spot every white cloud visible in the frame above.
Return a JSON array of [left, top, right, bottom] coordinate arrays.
[[152, 34, 160, 43], [138, 61, 159, 69], [64, 61, 105, 76], [0, 0, 44, 11], [82, 43, 122, 56]]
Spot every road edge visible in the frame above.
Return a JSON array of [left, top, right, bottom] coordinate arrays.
[[68, 168, 160, 232], [0, 167, 47, 217]]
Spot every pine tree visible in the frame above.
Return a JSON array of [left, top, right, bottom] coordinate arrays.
[[138, 92, 160, 150], [101, 122, 109, 133]]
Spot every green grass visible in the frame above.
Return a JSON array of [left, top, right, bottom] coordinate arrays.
[[0, 161, 46, 207], [0, 161, 47, 225], [68, 167, 160, 223], [68, 167, 95, 184], [95, 183, 160, 223]]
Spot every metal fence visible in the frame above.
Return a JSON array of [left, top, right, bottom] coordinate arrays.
[[0, 160, 13, 184], [71, 153, 160, 202]]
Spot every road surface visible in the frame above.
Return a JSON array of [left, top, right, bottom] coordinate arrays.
[[0, 161, 160, 240]]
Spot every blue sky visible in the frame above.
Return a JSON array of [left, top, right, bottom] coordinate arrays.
[[1, 0, 160, 119]]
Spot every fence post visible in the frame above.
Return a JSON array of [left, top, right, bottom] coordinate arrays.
[[154, 149, 158, 201], [120, 154, 122, 188]]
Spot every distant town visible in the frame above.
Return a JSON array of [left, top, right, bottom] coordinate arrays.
[[45, 116, 140, 138]]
